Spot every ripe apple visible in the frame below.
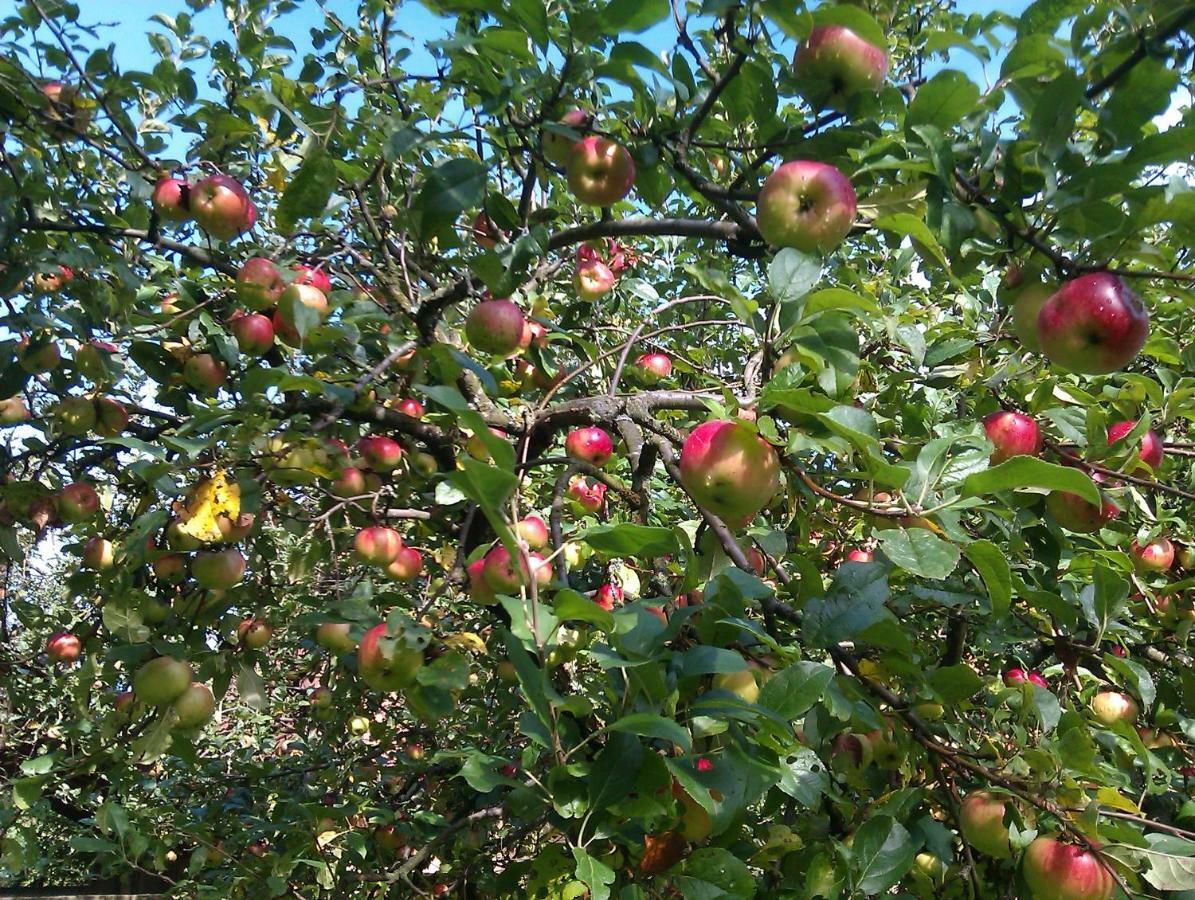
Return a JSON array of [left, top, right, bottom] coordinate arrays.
[[1003, 668, 1047, 688], [277, 283, 330, 331], [331, 466, 368, 498], [55, 396, 98, 435], [152, 552, 188, 583], [516, 515, 549, 550], [1106, 420, 1164, 471], [357, 623, 423, 692], [393, 397, 423, 419], [712, 668, 759, 704], [315, 622, 358, 653], [542, 107, 591, 166], [151, 176, 191, 222], [844, 548, 872, 563], [81, 536, 114, 570], [565, 426, 614, 466], [238, 617, 272, 649], [1036, 273, 1149, 374], [1131, 538, 1174, 573], [354, 525, 403, 566], [633, 352, 672, 384], [236, 257, 285, 310], [679, 420, 781, 527], [113, 690, 139, 719], [0, 396, 30, 424], [830, 732, 873, 771], [1022, 836, 1114, 900], [519, 318, 548, 350], [1011, 282, 1053, 352], [29, 264, 73, 295], [357, 434, 403, 471], [983, 410, 1042, 464], [1046, 488, 1119, 534], [383, 546, 423, 581], [482, 545, 550, 593], [57, 481, 99, 523], [566, 136, 635, 206], [133, 656, 193, 706], [217, 511, 254, 540], [230, 312, 275, 355], [467, 558, 497, 604], [192, 548, 246, 590], [94, 397, 129, 437], [183, 353, 228, 393], [470, 211, 503, 249], [171, 683, 215, 729], [17, 337, 61, 373], [292, 264, 332, 293], [46, 631, 81, 663], [756, 160, 857, 255], [464, 299, 526, 356], [574, 259, 616, 300], [1091, 690, 1137, 726], [567, 475, 606, 513], [793, 25, 888, 111], [594, 583, 623, 610], [190, 173, 255, 240]]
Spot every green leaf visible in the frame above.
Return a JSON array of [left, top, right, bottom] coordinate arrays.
[[852, 815, 916, 895], [777, 748, 830, 807], [906, 69, 979, 130], [276, 145, 337, 233], [963, 540, 1012, 616], [757, 661, 834, 720], [582, 523, 679, 558], [606, 712, 691, 751], [672, 847, 756, 897], [588, 732, 642, 809], [572, 846, 616, 900], [1029, 70, 1083, 155], [552, 589, 615, 631], [960, 456, 1100, 505], [599, 0, 668, 33], [872, 213, 949, 270], [927, 664, 983, 703], [102, 602, 150, 643], [810, 5, 885, 49], [674, 645, 749, 678], [769, 248, 823, 304], [416, 158, 488, 238], [878, 528, 960, 580], [237, 664, 267, 710], [1141, 835, 1195, 891]]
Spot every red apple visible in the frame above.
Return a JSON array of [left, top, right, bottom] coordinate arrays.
[[94, 397, 129, 437], [183, 353, 228, 393], [1131, 538, 1174, 573], [574, 260, 616, 300], [331, 466, 368, 498], [844, 548, 873, 563], [566, 136, 635, 206], [133, 656, 193, 706], [679, 420, 781, 527], [467, 558, 497, 604], [383, 546, 423, 581], [315, 622, 357, 654], [1091, 690, 1137, 726], [756, 160, 857, 255], [192, 548, 246, 590], [57, 481, 99, 523], [594, 583, 623, 610], [470, 211, 503, 249], [1106, 420, 1164, 471], [744, 546, 766, 576], [393, 397, 423, 419], [959, 790, 1010, 859], [354, 525, 403, 566], [190, 173, 255, 240], [0, 396, 30, 424], [567, 475, 606, 513], [151, 176, 191, 222], [516, 515, 549, 550], [464, 299, 525, 356], [357, 623, 423, 691], [481, 545, 550, 593], [983, 410, 1042, 464], [277, 283, 329, 331], [357, 435, 403, 471], [564, 426, 614, 466], [46, 631, 81, 663], [236, 257, 285, 310], [1022, 836, 1113, 900], [793, 25, 888, 111], [152, 552, 188, 583], [231, 312, 275, 355], [542, 107, 591, 166], [292, 264, 332, 293], [81, 536, 114, 570], [1046, 487, 1119, 534], [171, 682, 215, 728], [633, 352, 672, 384], [17, 336, 61, 373], [1036, 273, 1149, 374], [238, 617, 273, 649]]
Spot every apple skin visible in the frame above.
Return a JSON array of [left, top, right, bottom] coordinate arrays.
[[152, 552, 188, 583], [482, 545, 550, 593], [959, 790, 1011, 858], [41, 80, 93, 133], [467, 558, 497, 604], [354, 525, 403, 566], [1011, 282, 1053, 352], [192, 549, 246, 590], [315, 622, 358, 654], [542, 107, 591, 166], [331, 466, 368, 498], [1036, 273, 1149, 374], [94, 397, 129, 437], [238, 617, 273, 649], [793, 25, 888, 111], [183, 353, 228, 393], [756, 160, 857, 255], [1091, 690, 1137, 726], [679, 420, 781, 528], [236, 257, 285, 310], [594, 583, 623, 610], [566, 136, 636, 206], [574, 260, 616, 300], [393, 397, 423, 419], [383, 546, 423, 581], [1045, 488, 1119, 534], [844, 548, 872, 563], [1106, 421, 1164, 471], [567, 475, 606, 513], [633, 352, 672, 384], [171, 683, 215, 729], [29, 264, 73, 295], [357, 623, 423, 692], [133, 656, 193, 706], [230, 312, 275, 355], [713, 668, 760, 704], [564, 427, 614, 466], [464, 299, 526, 356], [983, 410, 1042, 464], [0, 396, 30, 424], [516, 515, 549, 550], [357, 435, 403, 471], [1131, 538, 1174, 573], [151, 176, 191, 223], [17, 337, 61, 374], [55, 396, 98, 435], [46, 631, 81, 663], [81, 536, 115, 570], [830, 732, 873, 770], [58, 481, 100, 523], [470, 211, 503, 249], [190, 173, 255, 240], [277, 283, 330, 330], [1022, 836, 1114, 900], [292, 264, 332, 293]]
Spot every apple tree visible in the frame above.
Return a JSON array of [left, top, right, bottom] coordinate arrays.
[[2, 0, 1195, 897]]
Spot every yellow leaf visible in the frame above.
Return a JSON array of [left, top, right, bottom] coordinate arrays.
[[176, 471, 241, 544], [444, 632, 487, 654], [1094, 788, 1141, 814]]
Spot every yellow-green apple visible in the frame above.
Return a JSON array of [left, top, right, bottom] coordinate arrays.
[[482, 545, 550, 592], [679, 420, 780, 527], [354, 525, 403, 566], [497, 659, 518, 683], [464, 298, 525, 356], [383, 546, 423, 581], [357, 434, 403, 471], [133, 656, 193, 706], [672, 780, 712, 841], [238, 617, 272, 649], [166, 519, 202, 550], [55, 396, 97, 435], [190, 173, 255, 240], [315, 622, 358, 653], [1022, 836, 1113, 900], [230, 312, 274, 355], [594, 583, 623, 610], [183, 353, 228, 393], [46, 631, 81, 662], [331, 466, 368, 498], [192, 548, 246, 590], [0, 396, 30, 424], [357, 623, 423, 691], [712, 668, 760, 704], [756, 160, 857, 254], [1011, 282, 1053, 352], [567, 475, 606, 513], [959, 790, 1011, 858], [983, 410, 1042, 464], [236, 257, 285, 310], [542, 107, 591, 166], [793, 25, 888, 111], [565, 426, 614, 466], [1131, 538, 1174, 573], [1106, 420, 1163, 471], [81, 536, 114, 570], [17, 336, 61, 373], [1036, 273, 1148, 374], [574, 259, 616, 299], [277, 283, 329, 331], [57, 481, 99, 523], [633, 352, 672, 384], [1091, 690, 1137, 726], [152, 552, 188, 583], [566, 136, 635, 206], [94, 397, 129, 437], [151, 175, 191, 222], [171, 683, 215, 729]]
